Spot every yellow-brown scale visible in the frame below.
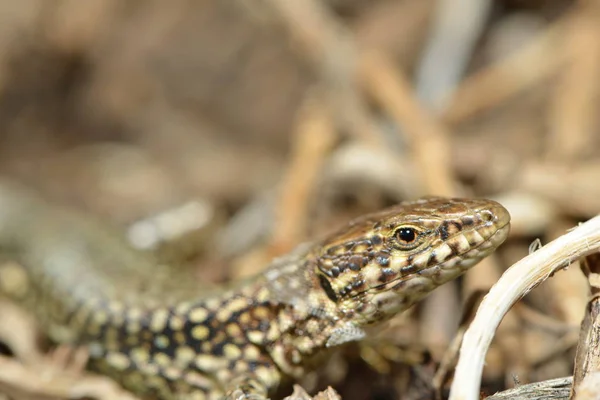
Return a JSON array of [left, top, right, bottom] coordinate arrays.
[[0, 183, 511, 400]]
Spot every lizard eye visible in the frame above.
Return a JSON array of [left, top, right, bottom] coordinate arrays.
[[393, 226, 421, 249]]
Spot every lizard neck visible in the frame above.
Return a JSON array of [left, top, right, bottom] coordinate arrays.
[[254, 248, 361, 378]]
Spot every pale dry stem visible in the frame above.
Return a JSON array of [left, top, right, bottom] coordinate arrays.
[[449, 214, 600, 400]]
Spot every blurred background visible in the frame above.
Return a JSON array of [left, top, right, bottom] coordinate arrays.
[[0, 0, 599, 398]]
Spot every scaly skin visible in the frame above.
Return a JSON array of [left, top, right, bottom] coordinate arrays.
[[0, 182, 510, 399]]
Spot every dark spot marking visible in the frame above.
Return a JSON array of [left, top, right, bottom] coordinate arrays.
[[376, 255, 389, 267], [344, 308, 357, 318], [211, 341, 225, 356], [157, 321, 190, 357], [348, 256, 363, 271], [427, 250, 438, 266], [439, 222, 449, 241], [315, 306, 328, 318], [318, 274, 338, 303], [371, 235, 382, 245], [450, 221, 463, 232], [352, 280, 364, 290], [330, 266, 340, 278], [400, 264, 418, 275], [378, 267, 396, 282], [355, 239, 372, 248], [327, 245, 342, 256], [209, 318, 220, 328], [439, 221, 462, 241], [257, 320, 270, 332], [246, 361, 261, 372], [344, 242, 355, 251], [462, 215, 475, 226], [447, 240, 460, 256], [391, 280, 407, 291]]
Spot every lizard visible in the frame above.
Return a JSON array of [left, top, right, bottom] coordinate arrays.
[[0, 181, 511, 399]]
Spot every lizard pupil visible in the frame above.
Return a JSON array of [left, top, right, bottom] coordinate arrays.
[[395, 227, 416, 243]]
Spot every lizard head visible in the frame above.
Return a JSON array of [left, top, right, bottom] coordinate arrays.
[[314, 197, 511, 328]]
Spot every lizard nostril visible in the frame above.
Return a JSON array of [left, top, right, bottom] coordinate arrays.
[[480, 210, 495, 223]]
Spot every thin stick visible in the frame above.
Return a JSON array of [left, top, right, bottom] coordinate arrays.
[[272, 90, 337, 250], [441, 14, 573, 125], [360, 51, 456, 196]]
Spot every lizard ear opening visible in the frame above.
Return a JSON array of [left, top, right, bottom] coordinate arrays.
[[318, 274, 338, 303]]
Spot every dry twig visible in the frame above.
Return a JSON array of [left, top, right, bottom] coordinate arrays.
[[449, 215, 600, 400]]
